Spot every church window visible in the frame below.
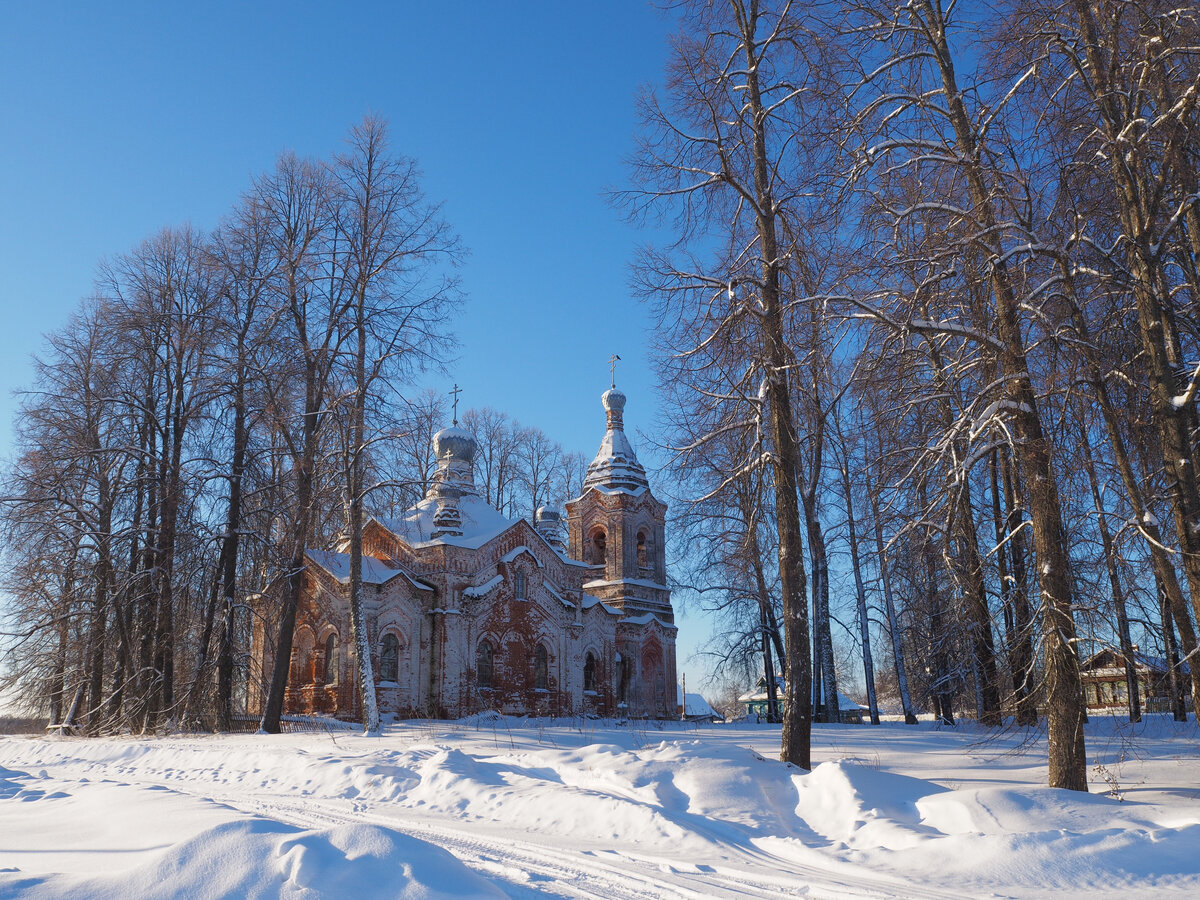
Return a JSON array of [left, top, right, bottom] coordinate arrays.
[[637, 531, 648, 569], [477, 640, 494, 689], [617, 656, 629, 703], [380, 633, 400, 683], [292, 628, 315, 684], [514, 569, 526, 600], [591, 529, 607, 565], [534, 644, 548, 690], [584, 652, 597, 693], [323, 633, 339, 685]]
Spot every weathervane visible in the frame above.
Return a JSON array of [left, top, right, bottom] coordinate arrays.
[[609, 354, 621, 389], [450, 383, 462, 426]]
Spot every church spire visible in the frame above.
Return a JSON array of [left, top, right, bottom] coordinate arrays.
[[583, 385, 649, 492]]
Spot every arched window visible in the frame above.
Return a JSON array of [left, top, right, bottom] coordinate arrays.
[[514, 569, 526, 600], [591, 529, 607, 565], [584, 652, 597, 693], [323, 633, 339, 685], [534, 644, 548, 690], [636, 531, 648, 569], [380, 633, 400, 683], [477, 640, 494, 689], [617, 655, 630, 703], [291, 628, 315, 684]]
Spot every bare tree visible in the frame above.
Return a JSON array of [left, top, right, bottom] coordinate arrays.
[[330, 114, 460, 734]]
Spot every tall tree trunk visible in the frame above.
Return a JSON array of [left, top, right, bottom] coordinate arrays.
[[261, 362, 320, 734], [921, 479, 955, 725], [1156, 568, 1188, 723], [748, 520, 782, 722], [728, 2, 812, 767], [1078, 420, 1142, 722], [216, 369, 248, 731], [800, 482, 837, 724], [999, 451, 1038, 726], [917, 0, 1086, 787], [1055, 252, 1200, 719], [841, 461, 879, 724], [868, 473, 918, 724], [348, 287, 380, 734], [136, 413, 161, 732], [86, 483, 113, 732], [154, 366, 186, 722], [918, 291, 1003, 727], [952, 483, 1002, 726], [1068, 0, 1200, 719]]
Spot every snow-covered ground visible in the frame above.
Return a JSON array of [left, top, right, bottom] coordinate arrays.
[[1, 715, 1197, 898]]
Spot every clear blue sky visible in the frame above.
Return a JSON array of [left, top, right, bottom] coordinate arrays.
[[0, 1, 726, 689]]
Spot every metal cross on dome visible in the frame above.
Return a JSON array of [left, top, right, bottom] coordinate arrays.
[[609, 354, 621, 389], [450, 383, 462, 425]]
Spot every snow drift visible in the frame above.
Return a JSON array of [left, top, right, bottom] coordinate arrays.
[[0, 717, 1196, 898]]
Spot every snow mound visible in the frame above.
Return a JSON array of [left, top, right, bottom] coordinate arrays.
[[769, 760, 1200, 896], [5, 819, 504, 900], [2, 719, 1198, 899]]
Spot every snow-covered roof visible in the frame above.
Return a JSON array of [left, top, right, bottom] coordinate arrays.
[[582, 577, 668, 591], [676, 686, 719, 718], [306, 549, 431, 590], [374, 494, 518, 550], [462, 574, 504, 599], [581, 593, 621, 616], [1083, 649, 1191, 676], [620, 612, 677, 631], [543, 582, 573, 609], [591, 484, 647, 498], [499, 545, 543, 568]]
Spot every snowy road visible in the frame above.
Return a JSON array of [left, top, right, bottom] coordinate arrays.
[[2, 717, 1198, 898]]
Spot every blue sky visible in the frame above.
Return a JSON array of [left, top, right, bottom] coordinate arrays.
[[0, 2, 729, 688]]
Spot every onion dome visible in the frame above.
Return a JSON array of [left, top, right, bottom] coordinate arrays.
[[535, 506, 566, 552], [428, 426, 478, 501], [433, 426, 477, 466]]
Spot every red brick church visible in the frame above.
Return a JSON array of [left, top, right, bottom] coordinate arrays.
[[250, 387, 677, 720]]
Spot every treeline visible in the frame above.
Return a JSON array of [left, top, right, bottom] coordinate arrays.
[[0, 116, 579, 735], [627, 0, 1200, 789]]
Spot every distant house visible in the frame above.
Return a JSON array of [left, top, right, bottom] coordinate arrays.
[[1080, 649, 1190, 714], [738, 676, 867, 724], [676, 685, 720, 722]]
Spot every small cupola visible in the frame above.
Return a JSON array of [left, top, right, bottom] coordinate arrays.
[[535, 506, 566, 552]]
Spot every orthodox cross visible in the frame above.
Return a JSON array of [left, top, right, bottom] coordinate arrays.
[[609, 354, 621, 389], [449, 383, 462, 425]]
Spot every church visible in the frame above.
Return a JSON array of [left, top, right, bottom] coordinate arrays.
[[250, 387, 678, 721]]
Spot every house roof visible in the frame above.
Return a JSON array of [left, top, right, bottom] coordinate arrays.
[[374, 494, 518, 550], [306, 549, 432, 591], [1082, 648, 1191, 676], [676, 686, 718, 718]]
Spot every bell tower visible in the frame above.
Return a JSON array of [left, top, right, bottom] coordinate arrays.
[[565, 387, 671, 623]]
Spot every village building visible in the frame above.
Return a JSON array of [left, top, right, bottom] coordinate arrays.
[[249, 387, 677, 721], [739, 676, 867, 724], [1079, 648, 1190, 714]]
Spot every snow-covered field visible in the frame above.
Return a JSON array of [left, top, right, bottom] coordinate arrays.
[[1, 715, 1197, 899]]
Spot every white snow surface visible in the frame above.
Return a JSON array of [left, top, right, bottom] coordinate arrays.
[[1, 716, 1198, 898]]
